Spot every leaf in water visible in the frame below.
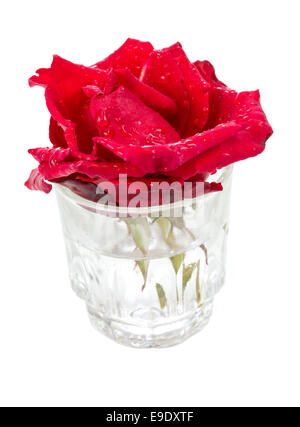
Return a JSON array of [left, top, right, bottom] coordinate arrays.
[[126, 217, 151, 256], [155, 217, 172, 240], [196, 260, 201, 305], [200, 244, 208, 265], [170, 253, 185, 274], [126, 218, 151, 291], [170, 253, 184, 304], [154, 216, 189, 250], [156, 283, 167, 309], [149, 216, 159, 224], [223, 223, 229, 234], [182, 263, 197, 295], [154, 216, 178, 249], [136, 260, 149, 291], [191, 200, 197, 211]]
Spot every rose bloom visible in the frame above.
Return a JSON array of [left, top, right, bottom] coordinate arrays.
[[26, 39, 273, 204]]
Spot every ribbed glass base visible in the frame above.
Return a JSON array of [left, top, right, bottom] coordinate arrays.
[[87, 300, 213, 348]]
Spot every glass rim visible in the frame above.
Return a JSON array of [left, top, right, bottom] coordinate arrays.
[[54, 165, 233, 215]]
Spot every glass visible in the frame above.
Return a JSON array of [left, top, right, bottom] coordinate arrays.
[[55, 166, 233, 348]]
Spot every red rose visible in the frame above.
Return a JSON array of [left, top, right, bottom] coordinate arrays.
[[25, 38, 273, 202]]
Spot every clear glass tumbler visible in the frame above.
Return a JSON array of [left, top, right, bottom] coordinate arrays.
[[55, 166, 233, 348]]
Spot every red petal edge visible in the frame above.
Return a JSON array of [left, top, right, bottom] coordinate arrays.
[[94, 38, 153, 77], [25, 168, 52, 194]]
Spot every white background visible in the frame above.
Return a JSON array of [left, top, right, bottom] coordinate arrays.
[[0, 0, 299, 407]]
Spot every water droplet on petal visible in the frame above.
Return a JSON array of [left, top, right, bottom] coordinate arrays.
[[102, 128, 115, 139], [96, 111, 109, 128]]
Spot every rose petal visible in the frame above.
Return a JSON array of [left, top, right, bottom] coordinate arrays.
[[70, 151, 99, 161], [194, 60, 237, 129], [28, 147, 71, 163], [82, 85, 103, 98], [140, 47, 190, 133], [49, 118, 68, 148], [25, 168, 52, 193], [59, 179, 101, 203], [29, 55, 108, 115], [194, 60, 227, 88], [94, 38, 153, 77], [205, 87, 237, 130], [93, 137, 178, 174], [168, 133, 265, 179], [114, 68, 177, 117], [89, 86, 180, 146], [44, 122, 99, 161], [166, 43, 210, 136], [169, 122, 242, 165], [39, 160, 145, 181]]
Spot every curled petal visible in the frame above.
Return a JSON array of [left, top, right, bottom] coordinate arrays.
[[168, 134, 265, 179], [29, 55, 108, 100], [39, 160, 145, 181], [29, 55, 110, 154], [49, 118, 68, 148], [28, 147, 71, 163], [166, 43, 210, 136], [114, 68, 177, 117], [141, 48, 190, 133], [25, 168, 52, 193], [94, 38, 153, 77], [194, 60, 237, 129], [141, 43, 210, 136], [194, 60, 227, 88]]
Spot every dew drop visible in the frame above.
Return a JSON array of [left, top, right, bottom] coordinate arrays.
[[96, 111, 109, 128], [102, 128, 115, 139]]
